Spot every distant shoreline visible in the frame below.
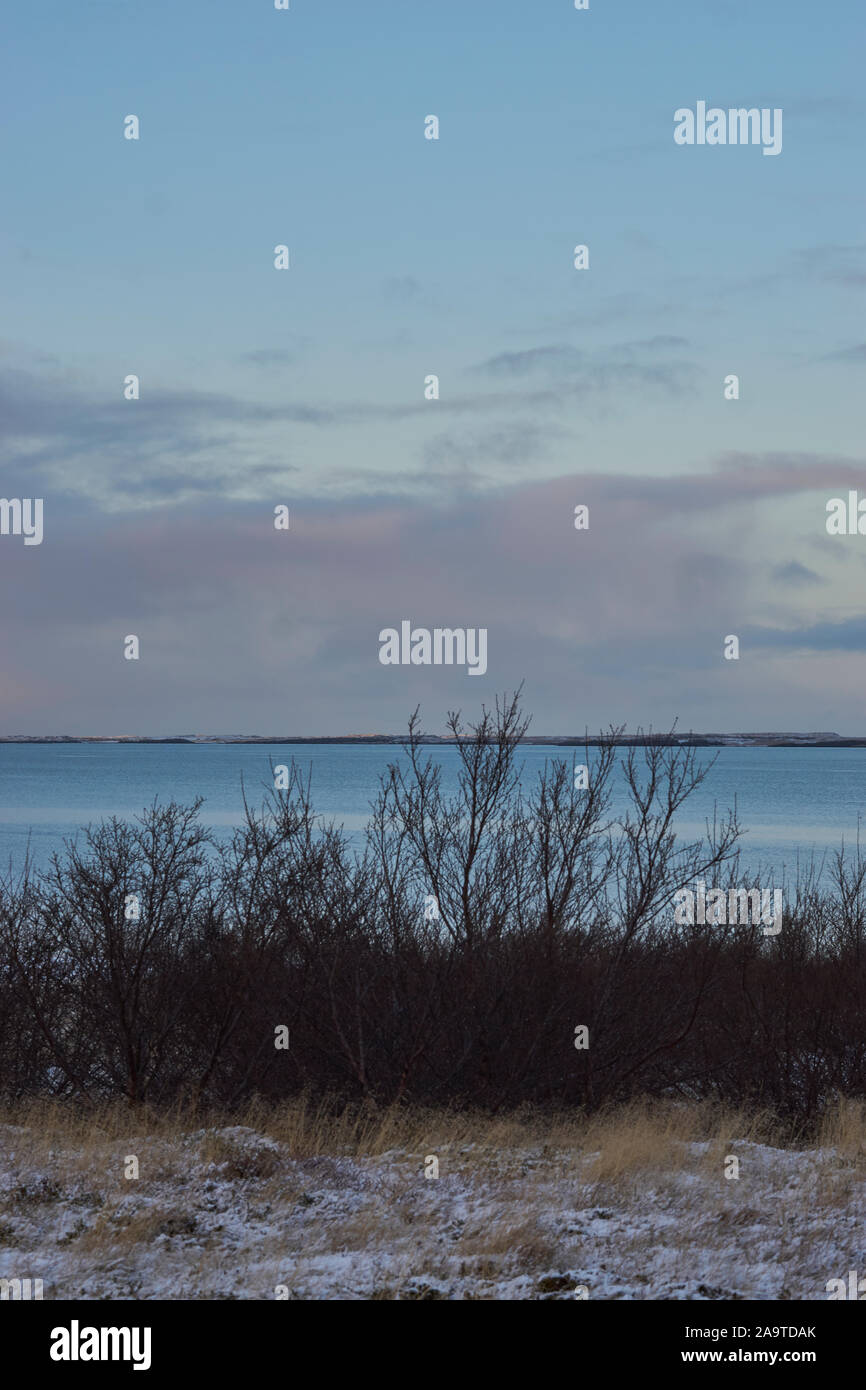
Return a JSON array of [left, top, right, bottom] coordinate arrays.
[[2, 735, 866, 749]]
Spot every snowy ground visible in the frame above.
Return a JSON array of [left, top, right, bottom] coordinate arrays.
[[0, 1122, 863, 1299]]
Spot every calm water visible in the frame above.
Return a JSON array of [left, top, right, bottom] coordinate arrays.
[[0, 743, 865, 881]]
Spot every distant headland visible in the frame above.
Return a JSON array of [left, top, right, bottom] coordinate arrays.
[[1, 734, 865, 749]]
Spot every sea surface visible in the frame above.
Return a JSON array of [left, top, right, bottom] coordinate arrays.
[[0, 743, 864, 883]]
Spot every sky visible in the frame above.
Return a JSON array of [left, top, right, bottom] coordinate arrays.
[[1, 0, 865, 735]]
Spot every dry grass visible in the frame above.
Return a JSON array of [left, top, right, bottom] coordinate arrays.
[[818, 1098, 866, 1162], [2, 1095, 865, 1299], [0, 1091, 861, 1182]]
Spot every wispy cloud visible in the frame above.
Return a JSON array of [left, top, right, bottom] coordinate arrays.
[[773, 561, 823, 586], [820, 344, 866, 364], [748, 617, 866, 653], [0, 455, 859, 732], [382, 275, 422, 303], [238, 347, 305, 368]]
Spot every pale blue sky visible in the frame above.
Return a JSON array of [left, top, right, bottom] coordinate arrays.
[[1, 1, 864, 733]]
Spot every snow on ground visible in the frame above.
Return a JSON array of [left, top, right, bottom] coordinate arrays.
[[0, 1122, 863, 1299]]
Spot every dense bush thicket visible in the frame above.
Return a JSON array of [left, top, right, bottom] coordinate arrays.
[[1, 694, 865, 1123]]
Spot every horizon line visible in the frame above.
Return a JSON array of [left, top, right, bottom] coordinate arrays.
[[1, 732, 866, 748]]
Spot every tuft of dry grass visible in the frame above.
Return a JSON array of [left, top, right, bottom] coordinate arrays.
[[818, 1097, 866, 1164]]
